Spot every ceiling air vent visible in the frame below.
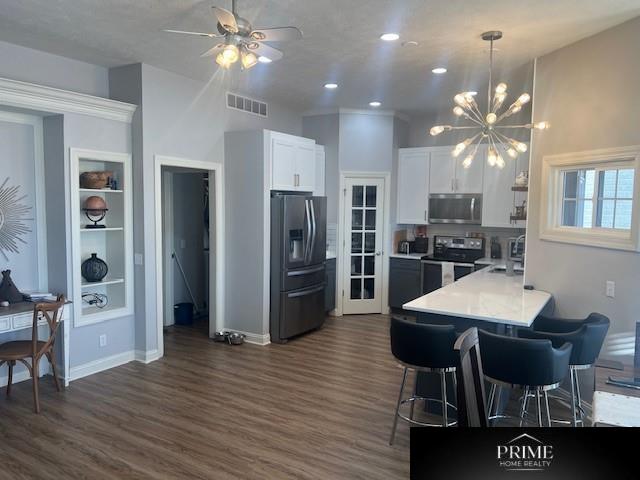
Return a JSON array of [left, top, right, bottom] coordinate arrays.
[[226, 92, 268, 118]]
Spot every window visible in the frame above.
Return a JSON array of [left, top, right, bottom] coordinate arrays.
[[541, 147, 640, 251], [560, 167, 634, 230]]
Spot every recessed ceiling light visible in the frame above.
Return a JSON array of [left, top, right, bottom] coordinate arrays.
[[432, 67, 447, 74], [258, 56, 272, 64], [324, 83, 338, 90], [369, 101, 381, 107], [402, 40, 419, 47], [380, 33, 400, 41], [467, 91, 478, 96]]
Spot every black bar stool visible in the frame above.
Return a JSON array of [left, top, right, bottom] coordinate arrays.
[[479, 330, 572, 427], [519, 312, 610, 426], [389, 317, 458, 444]]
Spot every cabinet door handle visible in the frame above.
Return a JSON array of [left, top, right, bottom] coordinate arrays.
[[424, 210, 427, 222], [451, 178, 454, 191]]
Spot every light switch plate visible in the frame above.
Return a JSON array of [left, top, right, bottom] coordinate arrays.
[[606, 281, 615, 298], [99, 334, 107, 347]]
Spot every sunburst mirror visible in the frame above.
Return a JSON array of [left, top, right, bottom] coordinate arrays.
[[0, 177, 33, 261]]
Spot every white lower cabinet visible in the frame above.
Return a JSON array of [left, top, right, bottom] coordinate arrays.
[[397, 148, 430, 224]]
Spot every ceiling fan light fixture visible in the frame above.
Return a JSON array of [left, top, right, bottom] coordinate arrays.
[[216, 52, 233, 69], [221, 44, 240, 63], [380, 33, 400, 41], [241, 50, 258, 69]]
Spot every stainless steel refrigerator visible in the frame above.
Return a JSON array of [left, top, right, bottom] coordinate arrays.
[[270, 193, 327, 343]]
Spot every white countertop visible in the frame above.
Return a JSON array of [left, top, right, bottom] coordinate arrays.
[[402, 266, 551, 327]]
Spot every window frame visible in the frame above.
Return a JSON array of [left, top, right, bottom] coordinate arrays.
[[540, 146, 640, 251]]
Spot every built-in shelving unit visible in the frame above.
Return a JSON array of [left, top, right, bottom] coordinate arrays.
[[69, 148, 133, 327]]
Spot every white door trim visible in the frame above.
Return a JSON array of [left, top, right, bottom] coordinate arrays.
[[337, 171, 391, 316], [154, 156, 225, 358], [162, 171, 175, 327]]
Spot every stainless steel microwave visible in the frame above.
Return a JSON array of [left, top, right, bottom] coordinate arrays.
[[428, 194, 483, 224]]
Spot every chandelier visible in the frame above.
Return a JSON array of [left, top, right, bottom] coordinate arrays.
[[430, 31, 549, 169]]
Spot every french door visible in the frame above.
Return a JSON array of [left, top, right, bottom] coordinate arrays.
[[342, 177, 385, 314]]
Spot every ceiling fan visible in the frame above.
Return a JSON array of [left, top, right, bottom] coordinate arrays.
[[164, 0, 303, 70]]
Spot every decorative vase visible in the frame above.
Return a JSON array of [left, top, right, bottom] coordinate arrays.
[[81, 253, 108, 282], [80, 171, 113, 189]]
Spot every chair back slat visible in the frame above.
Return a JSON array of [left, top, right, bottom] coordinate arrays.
[[454, 328, 488, 427], [31, 295, 65, 357]]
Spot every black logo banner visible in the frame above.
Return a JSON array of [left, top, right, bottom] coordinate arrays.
[[411, 427, 637, 479]]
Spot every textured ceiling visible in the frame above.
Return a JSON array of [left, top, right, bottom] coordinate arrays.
[[0, 0, 638, 115]]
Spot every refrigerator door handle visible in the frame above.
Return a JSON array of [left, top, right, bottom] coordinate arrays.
[[309, 199, 317, 264], [287, 284, 325, 298], [287, 265, 324, 276], [304, 199, 312, 264]]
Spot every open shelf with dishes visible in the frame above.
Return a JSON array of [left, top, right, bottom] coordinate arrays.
[[70, 148, 133, 327]]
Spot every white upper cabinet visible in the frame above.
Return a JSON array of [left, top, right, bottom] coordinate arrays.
[[455, 148, 485, 193], [268, 131, 317, 192], [296, 142, 316, 192], [397, 148, 430, 224], [314, 145, 326, 196], [429, 148, 457, 194], [429, 146, 484, 194]]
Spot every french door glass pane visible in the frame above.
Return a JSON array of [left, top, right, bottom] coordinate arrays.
[[350, 278, 362, 299], [351, 233, 362, 253], [365, 186, 377, 207], [352, 186, 364, 207], [364, 210, 376, 230], [351, 210, 363, 230], [363, 278, 375, 299], [363, 255, 375, 275], [364, 233, 375, 253], [351, 256, 362, 275]]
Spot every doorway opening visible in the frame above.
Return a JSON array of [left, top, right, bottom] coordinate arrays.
[[161, 168, 210, 337], [154, 156, 224, 358]]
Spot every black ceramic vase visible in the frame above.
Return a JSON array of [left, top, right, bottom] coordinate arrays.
[[81, 253, 108, 282]]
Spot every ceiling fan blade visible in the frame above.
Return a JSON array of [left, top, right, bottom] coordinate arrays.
[[163, 29, 222, 38], [246, 42, 284, 61], [200, 44, 225, 57], [250, 27, 303, 42], [212, 6, 238, 33]]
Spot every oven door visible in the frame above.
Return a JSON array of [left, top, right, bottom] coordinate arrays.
[[429, 194, 482, 224]]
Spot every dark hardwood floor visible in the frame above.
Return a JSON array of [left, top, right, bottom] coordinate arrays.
[[0, 315, 410, 479]]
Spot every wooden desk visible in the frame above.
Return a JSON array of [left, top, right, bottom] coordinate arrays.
[[0, 301, 71, 386]]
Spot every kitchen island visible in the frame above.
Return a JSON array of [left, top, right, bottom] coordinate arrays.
[[401, 265, 553, 420]]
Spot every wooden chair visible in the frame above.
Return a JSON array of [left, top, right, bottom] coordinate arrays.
[[454, 328, 489, 427], [0, 295, 65, 413]]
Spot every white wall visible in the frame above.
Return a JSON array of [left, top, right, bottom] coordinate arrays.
[[0, 40, 109, 97], [526, 16, 640, 364], [110, 63, 303, 348]]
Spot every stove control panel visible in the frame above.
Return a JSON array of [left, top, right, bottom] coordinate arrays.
[[434, 236, 484, 250]]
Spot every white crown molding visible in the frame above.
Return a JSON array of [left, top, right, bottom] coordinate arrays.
[[0, 77, 137, 123], [303, 107, 409, 122]]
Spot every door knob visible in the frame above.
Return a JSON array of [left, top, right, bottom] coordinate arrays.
[[375, 251, 382, 256]]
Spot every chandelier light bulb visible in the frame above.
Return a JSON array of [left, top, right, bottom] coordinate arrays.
[[454, 94, 467, 107], [507, 147, 518, 159], [516, 93, 531, 106], [534, 121, 550, 130], [515, 141, 528, 153], [487, 148, 497, 166], [452, 142, 466, 157], [511, 105, 522, 114], [496, 155, 505, 169], [453, 106, 465, 116], [495, 83, 508, 94], [486, 112, 497, 124], [462, 155, 474, 169], [430, 125, 445, 136]]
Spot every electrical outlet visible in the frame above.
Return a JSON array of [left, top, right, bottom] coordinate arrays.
[[606, 281, 615, 298], [135, 253, 143, 265], [99, 334, 107, 347]]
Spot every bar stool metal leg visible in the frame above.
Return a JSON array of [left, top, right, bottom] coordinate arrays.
[[536, 390, 543, 427], [410, 372, 417, 421], [575, 372, 583, 427], [569, 368, 578, 427], [544, 391, 551, 427], [519, 387, 529, 427], [440, 371, 448, 427], [487, 384, 496, 425], [389, 367, 408, 445]]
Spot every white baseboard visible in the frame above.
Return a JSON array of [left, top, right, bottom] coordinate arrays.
[[68, 351, 135, 382], [135, 349, 162, 364], [0, 369, 33, 388], [0, 361, 53, 387], [223, 328, 271, 346]]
